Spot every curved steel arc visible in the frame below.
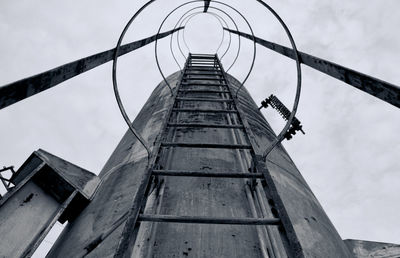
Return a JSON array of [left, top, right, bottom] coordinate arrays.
[[155, 1, 203, 95], [156, 0, 255, 89], [180, 11, 226, 57], [204, 6, 242, 71], [113, 0, 301, 163], [169, 10, 200, 70], [211, 1, 256, 86], [169, 7, 208, 70], [255, 0, 302, 159], [172, 7, 233, 64], [179, 6, 241, 71], [178, 5, 246, 73], [112, 0, 156, 160]]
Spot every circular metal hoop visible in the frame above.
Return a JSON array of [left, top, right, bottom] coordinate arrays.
[[155, 0, 256, 93], [180, 12, 226, 56], [254, 0, 302, 159], [112, 0, 154, 160], [180, 6, 243, 72], [169, 6, 240, 71], [112, 0, 301, 161], [169, 7, 232, 70]]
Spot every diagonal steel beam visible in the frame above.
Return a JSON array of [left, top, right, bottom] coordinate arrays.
[[225, 28, 400, 109], [204, 0, 211, 12], [0, 27, 184, 110]]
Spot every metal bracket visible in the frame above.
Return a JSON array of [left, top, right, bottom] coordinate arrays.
[[0, 166, 15, 192], [260, 94, 305, 140]]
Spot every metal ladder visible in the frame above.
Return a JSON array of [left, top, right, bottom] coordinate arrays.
[[127, 54, 293, 258]]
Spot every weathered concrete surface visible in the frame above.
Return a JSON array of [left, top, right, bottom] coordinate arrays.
[[344, 239, 400, 257], [226, 74, 352, 257], [47, 69, 352, 257], [11, 149, 99, 199], [0, 181, 59, 258], [0, 149, 101, 256], [148, 80, 264, 257], [47, 72, 181, 258]]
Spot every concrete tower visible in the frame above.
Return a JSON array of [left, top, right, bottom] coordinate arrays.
[[43, 55, 352, 257], [1, 2, 399, 258]]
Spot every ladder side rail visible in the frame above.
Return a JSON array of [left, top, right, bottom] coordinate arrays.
[[215, 56, 302, 257], [113, 55, 192, 258]]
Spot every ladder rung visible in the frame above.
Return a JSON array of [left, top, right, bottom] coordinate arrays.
[[189, 63, 215, 65], [186, 69, 221, 72], [167, 123, 244, 129], [190, 60, 215, 62], [183, 77, 223, 81], [190, 57, 215, 60], [187, 66, 220, 70], [188, 63, 215, 65], [190, 56, 216, 59], [181, 83, 227, 87], [184, 72, 222, 76], [152, 170, 263, 178], [138, 214, 280, 225], [175, 97, 233, 102], [188, 66, 216, 69], [178, 90, 230, 94], [160, 142, 252, 149], [172, 108, 237, 113]]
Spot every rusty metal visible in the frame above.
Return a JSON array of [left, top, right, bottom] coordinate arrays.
[[138, 214, 281, 225], [0, 27, 182, 110], [226, 28, 400, 109], [152, 170, 263, 178]]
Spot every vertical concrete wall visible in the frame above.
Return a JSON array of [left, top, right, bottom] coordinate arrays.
[[48, 71, 351, 257], [47, 72, 181, 258], [344, 239, 400, 257], [226, 74, 352, 257], [0, 181, 59, 257], [146, 75, 265, 257]]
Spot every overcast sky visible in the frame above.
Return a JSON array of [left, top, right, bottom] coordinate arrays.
[[1, 0, 400, 256]]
